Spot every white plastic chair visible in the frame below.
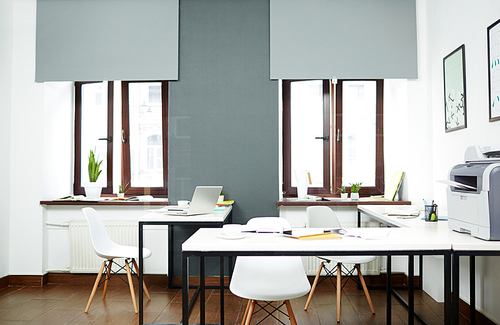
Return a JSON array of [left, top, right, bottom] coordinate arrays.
[[82, 207, 152, 314], [303, 206, 375, 322], [229, 217, 311, 325]]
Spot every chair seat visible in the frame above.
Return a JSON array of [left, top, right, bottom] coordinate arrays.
[[229, 256, 310, 301], [318, 255, 376, 265], [95, 245, 152, 260]]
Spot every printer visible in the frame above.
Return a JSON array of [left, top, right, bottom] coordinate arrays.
[[447, 145, 500, 240]]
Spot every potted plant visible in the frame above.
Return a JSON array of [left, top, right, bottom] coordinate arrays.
[[118, 182, 129, 199], [338, 186, 348, 199], [350, 182, 362, 200], [218, 190, 225, 203], [84, 148, 103, 198]]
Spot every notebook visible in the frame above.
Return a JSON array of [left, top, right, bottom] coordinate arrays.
[[165, 186, 223, 216]]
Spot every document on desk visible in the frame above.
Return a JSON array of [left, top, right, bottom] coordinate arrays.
[[283, 228, 342, 240], [383, 209, 420, 218], [333, 228, 391, 240]]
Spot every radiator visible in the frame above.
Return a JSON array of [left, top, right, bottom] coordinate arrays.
[[69, 220, 138, 273], [303, 256, 381, 276]]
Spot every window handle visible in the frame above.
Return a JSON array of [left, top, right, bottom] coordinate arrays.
[[315, 135, 329, 142], [98, 136, 112, 142], [337, 129, 341, 142], [122, 130, 127, 143]]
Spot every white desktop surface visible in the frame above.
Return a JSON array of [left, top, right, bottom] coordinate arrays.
[[359, 205, 500, 251], [182, 226, 452, 253], [139, 206, 232, 223]]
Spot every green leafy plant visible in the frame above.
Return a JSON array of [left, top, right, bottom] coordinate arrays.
[[119, 182, 129, 193], [88, 149, 103, 183], [337, 186, 346, 194], [350, 182, 362, 193]]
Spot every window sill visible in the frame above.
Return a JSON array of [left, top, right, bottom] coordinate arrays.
[[40, 197, 169, 206], [278, 198, 411, 207]]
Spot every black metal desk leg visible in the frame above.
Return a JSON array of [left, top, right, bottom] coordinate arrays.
[[220, 256, 225, 325], [408, 254, 414, 325], [419, 255, 423, 290], [357, 210, 361, 228], [182, 253, 189, 325], [168, 225, 174, 288], [200, 256, 205, 325], [139, 222, 144, 325], [445, 251, 452, 325], [452, 252, 459, 325], [470, 255, 476, 325], [387, 255, 392, 325]]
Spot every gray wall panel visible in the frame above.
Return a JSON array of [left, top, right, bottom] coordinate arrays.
[[169, 0, 279, 224]]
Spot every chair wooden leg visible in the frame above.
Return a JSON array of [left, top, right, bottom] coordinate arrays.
[[125, 260, 139, 314], [304, 262, 323, 310], [132, 258, 151, 300], [356, 264, 375, 314], [85, 261, 106, 313], [244, 300, 255, 325], [285, 300, 298, 325], [241, 299, 252, 325], [336, 262, 342, 323], [102, 260, 112, 300]]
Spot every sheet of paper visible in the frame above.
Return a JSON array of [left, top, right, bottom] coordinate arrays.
[[436, 179, 477, 190]]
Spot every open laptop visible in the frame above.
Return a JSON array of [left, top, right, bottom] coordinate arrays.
[[165, 185, 223, 216]]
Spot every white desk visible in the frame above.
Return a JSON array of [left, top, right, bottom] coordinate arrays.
[[137, 207, 233, 325], [181, 226, 452, 325], [359, 205, 500, 325]]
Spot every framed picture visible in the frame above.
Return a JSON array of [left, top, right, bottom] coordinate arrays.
[[443, 44, 467, 132], [488, 18, 500, 122]]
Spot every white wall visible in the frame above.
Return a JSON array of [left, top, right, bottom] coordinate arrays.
[[8, 0, 45, 276], [411, 0, 500, 322], [0, 0, 14, 279]]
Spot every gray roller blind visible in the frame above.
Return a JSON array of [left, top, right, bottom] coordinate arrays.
[[270, 0, 418, 79], [36, 0, 178, 82]]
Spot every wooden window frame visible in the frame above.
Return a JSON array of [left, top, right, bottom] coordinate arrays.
[[282, 79, 384, 198], [333, 79, 384, 196], [74, 81, 114, 195], [121, 81, 168, 197], [282, 80, 331, 197]]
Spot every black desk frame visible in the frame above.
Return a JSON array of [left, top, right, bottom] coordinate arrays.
[[358, 210, 428, 318], [452, 250, 500, 325], [182, 249, 452, 325], [138, 209, 232, 325]]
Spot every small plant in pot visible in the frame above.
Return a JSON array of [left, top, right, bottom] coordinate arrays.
[[85, 149, 103, 198], [118, 182, 129, 199], [218, 190, 225, 203], [338, 186, 348, 199], [350, 182, 362, 200]]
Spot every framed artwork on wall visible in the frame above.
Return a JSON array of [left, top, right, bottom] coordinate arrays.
[[488, 18, 500, 122], [443, 44, 467, 132]]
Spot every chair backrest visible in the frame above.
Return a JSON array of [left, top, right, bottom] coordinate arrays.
[[306, 206, 342, 228], [246, 217, 291, 232], [231, 216, 310, 301], [82, 207, 117, 258]]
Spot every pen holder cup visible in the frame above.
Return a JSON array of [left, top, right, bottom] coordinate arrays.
[[425, 204, 438, 222]]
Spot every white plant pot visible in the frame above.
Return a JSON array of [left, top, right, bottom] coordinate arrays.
[[340, 193, 348, 199], [84, 183, 102, 199], [351, 192, 359, 200], [218, 195, 225, 203], [117, 193, 125, 199]]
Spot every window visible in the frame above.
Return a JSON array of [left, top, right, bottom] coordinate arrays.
[[74, 81, 168, 197], [74, 81, 113, 195], [122, 81, 168, 196], [283, 79, 384, 197]]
